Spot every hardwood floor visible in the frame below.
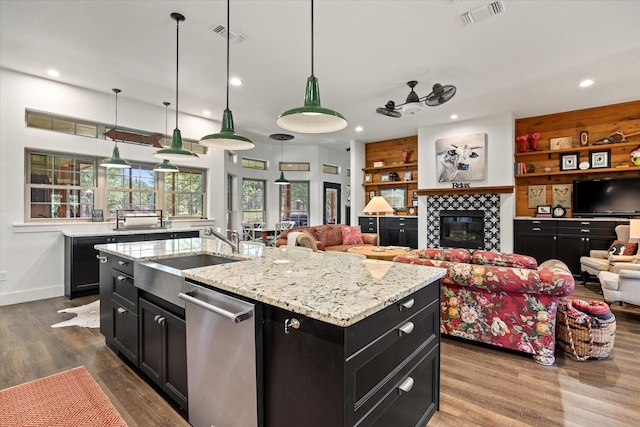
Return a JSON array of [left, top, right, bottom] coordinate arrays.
[[1, 282, 638, 427]]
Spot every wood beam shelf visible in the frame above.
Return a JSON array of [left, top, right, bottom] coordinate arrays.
[[415, 186, 514, 196]]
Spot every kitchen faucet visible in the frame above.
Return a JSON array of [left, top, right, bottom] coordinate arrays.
[[204, 228, 240, 254]]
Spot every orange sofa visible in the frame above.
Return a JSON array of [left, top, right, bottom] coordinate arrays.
[[275, 224, 378, 252]]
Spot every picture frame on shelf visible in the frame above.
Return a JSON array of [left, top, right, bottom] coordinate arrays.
[[412, 200, 419, 207], [368, 190, 376, 199], [536, 205, 552, 217], [559, 152, 579, 171], [403, 171, 412, 181], [379, 187, 406, 210], [91, 209, 104, 222], [412, 190, 418, 199], [380, 173, 390, 182], [364, 173, 372, 183], [589, 149, 610, 169], [579, 130, 589, 146], [550, 137, 572, 150]]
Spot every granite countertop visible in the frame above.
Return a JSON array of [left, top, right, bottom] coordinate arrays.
[[95, 238, 445, 327], [64, 226, 201, 238]]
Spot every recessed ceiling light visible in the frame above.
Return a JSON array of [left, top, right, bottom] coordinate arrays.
[[203, 110, 210, 116], [450, 114, 458, 120], [579, 79, 594, 88], [230, 77, 242, 86], [47, 69, 59, 77], [355, 126, 363, 132]]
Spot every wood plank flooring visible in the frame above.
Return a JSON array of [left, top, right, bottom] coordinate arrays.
[[1, 282, 638, 427]]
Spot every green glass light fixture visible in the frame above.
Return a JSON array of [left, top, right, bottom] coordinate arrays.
[[153, 13, 199, 161], [101, 88, 131, 169], [154, 102, 180, 173], [200, 0, 255, 150], [271, 133, 291, 186], [276, 0, 347, 134]]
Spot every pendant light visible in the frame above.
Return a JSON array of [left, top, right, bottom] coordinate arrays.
[[271, 133, 292, 185], [276, 0, 347, 134], [101, 88, 131, 168], [200, 0, 254, 150], [154, 102, 180, 173], [153, 13, 199, 161]]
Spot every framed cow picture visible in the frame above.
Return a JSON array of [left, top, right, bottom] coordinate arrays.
[[435, 133, 487, 182]]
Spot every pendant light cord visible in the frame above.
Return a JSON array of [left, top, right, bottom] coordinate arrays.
[[164, 102, 170, 141], [310, 0, 314, 78], [175, 17, 180, 129], [115, 90, 118, 147], [226, 0, 230, 111]]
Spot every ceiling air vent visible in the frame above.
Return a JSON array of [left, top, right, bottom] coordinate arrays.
[[461, 1, 505, 25], [211, 25, 246, 43]]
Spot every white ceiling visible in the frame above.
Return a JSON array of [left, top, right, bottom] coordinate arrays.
[[2, 0, 639, 150]]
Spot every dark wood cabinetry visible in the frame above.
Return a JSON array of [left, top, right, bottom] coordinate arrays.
[[139, 297, 188, 411], [263, 283, 440, 427], [359, 216, 378, 233], [359, 216, 418, 248], [108, 255, 139, 366], [65, 230, 199, 299], [514, 219, 621, 276]]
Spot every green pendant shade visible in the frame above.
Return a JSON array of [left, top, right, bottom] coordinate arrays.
[[274, 171, 290, 185], [154, 129, 199, 161], [277, 76, 347, 133], [101, 145, 131, 168], [153, 159, 179, 173], [200, 109, 255, 150]]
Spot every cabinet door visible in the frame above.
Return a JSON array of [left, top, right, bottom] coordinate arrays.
[[162, 309, 188, 410], [359, 216, 378, 233], [401, 218, 418, 249], [514, 221, 557, 263], [139, 298, 163, 386], [112, 299, 138, 366], [98, 253, 113, 341], [556, 234, 585, 275]]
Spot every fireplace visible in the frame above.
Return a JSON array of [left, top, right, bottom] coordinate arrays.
[[439, 210, 485, 249]]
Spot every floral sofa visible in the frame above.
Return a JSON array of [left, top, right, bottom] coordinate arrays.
[[274, 224, 378, 251], [394, 248, 575, 365]]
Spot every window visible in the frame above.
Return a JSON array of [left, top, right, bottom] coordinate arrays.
[[280, 181, 309, 226], [323, 164, 339, 174], [242, 179, 265, 223], [165, 169, 205, 218], [27, 111, 99, 138], [106, 163, 156, 218], [242, 157, 267, 170], [280, 162, 310, 172], [27, 152, 96, 219]]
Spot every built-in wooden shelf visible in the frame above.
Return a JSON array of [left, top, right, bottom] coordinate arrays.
[[514, 141, 640, 159], [363, 180, 417, 187], [415, 185, 514, 196], [515, 165, 640, 178], [362, 162, 417, 172]]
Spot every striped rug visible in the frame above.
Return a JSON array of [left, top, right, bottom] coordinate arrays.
[[0, 366, 127, 426]]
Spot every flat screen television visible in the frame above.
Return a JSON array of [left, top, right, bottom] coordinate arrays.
[[572, 176, 640, 217]]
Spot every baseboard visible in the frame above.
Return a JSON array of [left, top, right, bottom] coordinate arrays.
[[0, 285, 64, 306]]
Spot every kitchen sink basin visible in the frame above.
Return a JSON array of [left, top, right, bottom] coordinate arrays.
[[135, 254, 241, 308]]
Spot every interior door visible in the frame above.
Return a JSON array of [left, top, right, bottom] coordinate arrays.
[[323, 182, 341, 225]]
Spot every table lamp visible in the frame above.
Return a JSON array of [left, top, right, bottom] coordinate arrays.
[[630, 219, 640, 263], [363, 196, 394, 252]]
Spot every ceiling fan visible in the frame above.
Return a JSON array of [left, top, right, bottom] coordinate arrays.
[[376, 81, 457, 118]]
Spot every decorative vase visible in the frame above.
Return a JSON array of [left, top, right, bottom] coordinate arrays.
[[633, 157, 640, 167]]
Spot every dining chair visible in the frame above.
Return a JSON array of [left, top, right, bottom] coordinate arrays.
[[267, 222, 293, 246]]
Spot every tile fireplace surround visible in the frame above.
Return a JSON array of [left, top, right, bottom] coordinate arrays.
[[426, 194, 501, 251]]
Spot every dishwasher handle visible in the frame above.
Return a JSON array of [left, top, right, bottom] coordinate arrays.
[[179, 291, 253, 324]]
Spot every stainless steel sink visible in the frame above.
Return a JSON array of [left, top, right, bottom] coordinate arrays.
[[135, 254, 240, 308]]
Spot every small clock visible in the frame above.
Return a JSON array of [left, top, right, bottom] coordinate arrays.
[[407, 207, 417, 215], [552, 205, 567, 218]]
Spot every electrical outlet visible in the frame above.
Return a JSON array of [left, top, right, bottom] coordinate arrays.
[[0, 271, 6, 282]]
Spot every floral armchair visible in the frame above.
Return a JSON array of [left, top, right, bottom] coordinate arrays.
[[394, 249, 575, 365]]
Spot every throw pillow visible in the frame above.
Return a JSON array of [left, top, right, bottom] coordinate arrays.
[[341, 225, 364, 245], [608, 240, 638, 256]]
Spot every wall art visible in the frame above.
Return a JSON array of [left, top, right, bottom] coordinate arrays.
[[590, 149, 610, 169], [552, 184, 571, 208], [435, 133, 486, 183], [559, 153, 579, 171], [528, 185, 546, 209]]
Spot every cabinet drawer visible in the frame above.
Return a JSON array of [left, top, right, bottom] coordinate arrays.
[[348, 299, 438, 409], [346, 282, 439, 355], [112, 256, 134, 276], [515, 220, 556, 233], [557, 225, 616, 237], [354, 342, 439, 427], [111, 270, 138, 313]]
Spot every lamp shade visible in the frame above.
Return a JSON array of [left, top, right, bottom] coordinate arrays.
[[274, 171, 290, 185], [101, 146, 131, 169], [153, 129, 199, 161], [630, 219, 640, 239], [200, 110, 255, 150], [153, 159, 179, 173], [363, 196, 394, 214]]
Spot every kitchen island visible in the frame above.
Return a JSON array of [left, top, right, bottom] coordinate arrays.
[[96, 238, 445, 427]]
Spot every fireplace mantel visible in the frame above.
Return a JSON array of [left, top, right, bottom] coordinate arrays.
[[416, 185, 514, 196]]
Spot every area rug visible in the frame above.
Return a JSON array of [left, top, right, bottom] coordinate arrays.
[[0, 366, 127, 426], [51, 300, 99, 328]]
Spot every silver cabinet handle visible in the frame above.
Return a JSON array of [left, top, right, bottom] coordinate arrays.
[[96, 255, 108, 263], [399, 298, 415, 310], [154, 314, 161, 322], [179, 292, 253, 323], [117, 307, 126, 314], [532, 227, 541, 231], [580, 229, 590, 233], [117, 275, 127, 282], [158, 317, 165, 325], [284, 318, 300, 334], [398, 377, 414, 394], [118, 260, 128, 266], [398, 321, 415, 336]]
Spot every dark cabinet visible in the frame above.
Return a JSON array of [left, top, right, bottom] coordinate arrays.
[[65, 231, 199, 299], [359, 216, 378, 233], [380, 217, 418, 248], [139, 297, 188, 411], [514, 219, 620, 276], [108, 256, 139, 366], [514, 220, 557, 264], [263, 282, 440, 427]]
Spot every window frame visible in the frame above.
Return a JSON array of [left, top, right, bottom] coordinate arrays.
[[242, 178, 266, 224], [279, 181, 310, 226]]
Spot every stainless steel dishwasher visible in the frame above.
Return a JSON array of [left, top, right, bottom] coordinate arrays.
[[179, 282, 257, 427]]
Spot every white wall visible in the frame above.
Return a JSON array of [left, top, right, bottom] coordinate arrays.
[[0, 68, 223, 305], [417, 112, 515, 252]]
